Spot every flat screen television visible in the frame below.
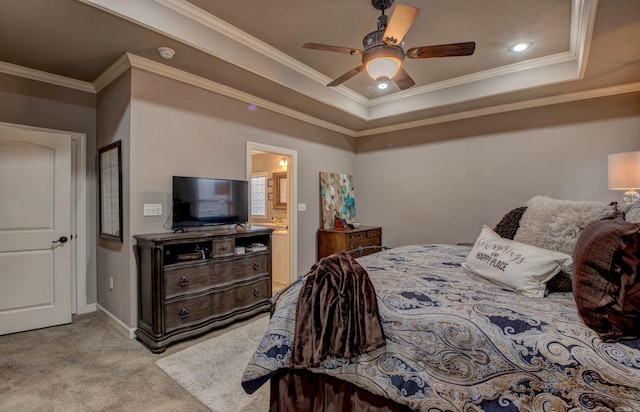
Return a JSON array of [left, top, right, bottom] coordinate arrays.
[[172, 176, 249, 229]]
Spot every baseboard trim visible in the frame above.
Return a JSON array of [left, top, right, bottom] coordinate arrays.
[[97, 304, 137, 339], [76, 303, 97, 315]]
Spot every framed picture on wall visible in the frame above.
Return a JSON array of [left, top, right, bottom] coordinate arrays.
[[273, 172, 287, 210], [99, 141, 123, 242]]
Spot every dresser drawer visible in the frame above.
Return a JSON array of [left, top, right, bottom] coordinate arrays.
[[348, 237, 380, 254], [164, 277, 269, 332], [164, 254, 269, 298], [347, 232, 367, 242], [350, 237, 380, 248], [164, 260, 215, 297], [366, 229, 382, 238], [232, 253, 269, 278], [347, 231, 381, 248], [212, 237, 234, 257]]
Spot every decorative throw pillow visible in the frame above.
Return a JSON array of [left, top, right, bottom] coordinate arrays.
[[546, 271, 573, 293], [572, 217, 640, 341], [493, 206, 527, 239], [463, 226, 573, 298], [493, 205, 572, 293], [514, 196, 617, 257], [623, 201, 640, 223]]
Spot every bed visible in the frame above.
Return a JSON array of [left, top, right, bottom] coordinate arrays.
[[242, 197, 640, 411]]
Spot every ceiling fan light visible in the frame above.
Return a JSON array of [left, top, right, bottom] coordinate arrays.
[[366, 56, 402, 81]]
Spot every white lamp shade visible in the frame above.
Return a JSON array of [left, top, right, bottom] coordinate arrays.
[[608, 151, 640, 189], [365, 57, 401, 81]]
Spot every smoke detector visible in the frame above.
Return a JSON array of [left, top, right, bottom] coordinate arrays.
[[157, 47, 175, 60]]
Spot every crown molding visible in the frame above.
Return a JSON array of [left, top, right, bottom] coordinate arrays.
[[93, 54, 131, 92], [1, 0, 622, 139], [79, 0, 370, 119], [2, 53, 636, 139], [124, 53, 356, 136], [356, 82, 640, 137], [155, 0, 370, 107], [80, 0, 597, 121], [365, 0, 598, 119], [362, 0, 597, 110], [113, 52, 640, 139], [0, 60, 95, 93]]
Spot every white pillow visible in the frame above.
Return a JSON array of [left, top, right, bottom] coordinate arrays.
[[514, 196, 616, 257], [462, 225, 573, 298], [623, 200, 640, 223]]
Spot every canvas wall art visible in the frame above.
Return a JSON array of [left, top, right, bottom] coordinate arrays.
[[320, 172, 356, 229]]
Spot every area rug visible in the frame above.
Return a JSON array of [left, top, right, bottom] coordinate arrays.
[[156, 315, 270, 411]]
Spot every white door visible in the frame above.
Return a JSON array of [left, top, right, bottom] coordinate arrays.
[[0, 125, 72, 335]]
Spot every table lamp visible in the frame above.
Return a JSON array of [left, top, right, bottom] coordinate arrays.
[[608, 151, 640, 204]]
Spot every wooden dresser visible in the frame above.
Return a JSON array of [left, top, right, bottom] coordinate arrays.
[[134, 227, 273, 353], [317, 226, 382, 259]]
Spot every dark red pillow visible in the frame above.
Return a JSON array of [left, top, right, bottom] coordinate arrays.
[[572, 217, 640, 341]]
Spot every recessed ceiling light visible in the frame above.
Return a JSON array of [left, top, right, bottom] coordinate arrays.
[[510, 42, 532, 53], [377, 82, 389, 90]]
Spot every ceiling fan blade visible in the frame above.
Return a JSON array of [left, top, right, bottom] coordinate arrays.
[[382, 4, 420, 46], [393, 66, 415, 90], [303, 43, 363, 55], [327, 65, 364, 87], [406, 42, 476, 59]]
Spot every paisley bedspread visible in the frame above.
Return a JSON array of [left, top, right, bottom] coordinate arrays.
[[241, 244, 640, 411]]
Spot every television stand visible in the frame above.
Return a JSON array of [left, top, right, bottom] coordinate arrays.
[[133, 227, 273, 353]]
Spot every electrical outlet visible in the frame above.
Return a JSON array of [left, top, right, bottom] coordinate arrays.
[[143, 204, 162, 216], [109, 276, 114, 291]]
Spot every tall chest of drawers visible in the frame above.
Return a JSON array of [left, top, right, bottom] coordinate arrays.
[[134, 227, 273, 353]]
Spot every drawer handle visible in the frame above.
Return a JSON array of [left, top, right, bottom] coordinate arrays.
[[253, 262, 260, 270], [253, 288, 261, 297], [179, 276, 189, 287], [179, 308, 189, 319]]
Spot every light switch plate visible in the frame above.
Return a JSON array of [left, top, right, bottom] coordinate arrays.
[[298, 203, 307, 212], [144, 204, 162, 216]]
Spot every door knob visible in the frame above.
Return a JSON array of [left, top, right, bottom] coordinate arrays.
[[52, 236, 68, 244]]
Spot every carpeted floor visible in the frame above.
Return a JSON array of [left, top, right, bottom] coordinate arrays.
[[0, 310, 269, 412]]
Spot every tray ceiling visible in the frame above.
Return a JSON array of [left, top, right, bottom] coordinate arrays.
[[1, 0, 639, 135]]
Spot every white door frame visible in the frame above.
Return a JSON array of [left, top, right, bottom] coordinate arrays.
[[246, 142, 298, 283], [1, 122, 91, 315]]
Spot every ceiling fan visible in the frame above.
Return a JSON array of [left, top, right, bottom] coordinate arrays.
[[303, 0, 476, 90]]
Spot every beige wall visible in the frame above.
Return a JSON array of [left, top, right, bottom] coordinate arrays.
[[125, 69, 357, 326], [355, 109, 640, 248], [0, 72, 98, 306], [3, 67, 639, 331], [96, 72, 133, 324]]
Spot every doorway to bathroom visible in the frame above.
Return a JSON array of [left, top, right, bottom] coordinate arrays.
[[246, 142, 297, 294]]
